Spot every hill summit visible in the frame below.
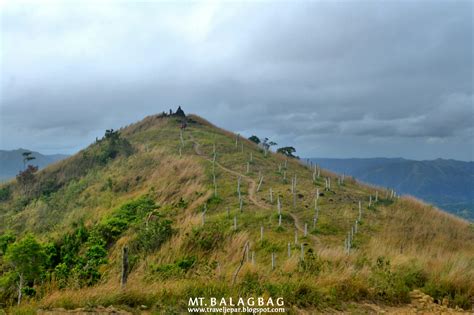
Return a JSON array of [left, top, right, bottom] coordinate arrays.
[[0, 112, 473, 313]]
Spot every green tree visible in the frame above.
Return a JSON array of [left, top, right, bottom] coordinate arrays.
[[16, 165, 39, 196], [5, 234, 47, 305], [262, 137, 277, 150], [21, 152, 36, 170], [0, 232, 15, 255], [277, 146, 298, 158], [248, 135, 261, 144]]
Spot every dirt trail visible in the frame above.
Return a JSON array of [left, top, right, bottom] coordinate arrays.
[[190, 136, 318, 244]]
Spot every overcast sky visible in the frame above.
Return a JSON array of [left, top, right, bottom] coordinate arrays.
[[1, 1, 473, 160]]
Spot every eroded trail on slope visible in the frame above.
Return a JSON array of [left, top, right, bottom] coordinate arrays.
[[189, 135, 318, 244]]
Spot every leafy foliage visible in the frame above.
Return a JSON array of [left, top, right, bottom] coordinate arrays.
[[16, 165, 38, 196], [97, 195, 158, 245], [152, 256, 196, 279], [4, 234, 47, 282], [0, 186, 11, 202], [130, 219, 173, 254], [277, 146, 298, 158], [248, 135, 261, 144], [48, 195, 169, 288], [369, 257, 411, 304], [0, 231, 16, 255]]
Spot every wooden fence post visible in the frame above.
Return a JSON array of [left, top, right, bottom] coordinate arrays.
[[121, 246, 129, 287]]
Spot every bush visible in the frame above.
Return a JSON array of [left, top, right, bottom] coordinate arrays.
[[97, 195, 158, 245], [131, 218, 173, 254], [0, 186, 11, 202], [369, 257, 410, 304], [59, 225, 89, 267], [0, 231, 16, 255], [97, 217, 130, 245], [49, 196, 161, 288], [153, 256, 196, 279], [423, 280, 472, 310], [54, 230, 107, 288], [397, 264, 427, 289], [206, 195, 222, 208], [298, 248, 322, 274], [54, 263, 69, 288]]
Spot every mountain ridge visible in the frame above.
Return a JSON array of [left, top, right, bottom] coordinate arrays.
[[0, 148, 69, 181], [307, 157, 474, 221]]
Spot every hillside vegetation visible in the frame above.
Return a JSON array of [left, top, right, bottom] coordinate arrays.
[[0, 113, 473, 313]]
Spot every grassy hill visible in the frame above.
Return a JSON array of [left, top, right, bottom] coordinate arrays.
[[308, 158, 474, 221], [0, 113, 473, 313]]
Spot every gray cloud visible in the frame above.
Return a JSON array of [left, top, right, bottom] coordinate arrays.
[[0, 0, 472, 160]]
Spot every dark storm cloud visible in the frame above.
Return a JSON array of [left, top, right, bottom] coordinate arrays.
[[0, 0, 472, 159]]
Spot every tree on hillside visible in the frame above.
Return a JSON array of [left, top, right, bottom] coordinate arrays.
[[248, 135, 261, 144], [262, 138, 277, 150], [5, 234, 47, 305], [16, 165, 38, 196], [277, 146, 298, 159], [98, 129, 134, 163], [104, 129, 119, 141], [21, 152, 36, 170]]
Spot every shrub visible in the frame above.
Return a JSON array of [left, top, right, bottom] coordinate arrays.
[[131, 218, 173, 254], [97, 217, 130, 245], [369, 257, 410, 304], [0, 231, 16, 255], [206, 195, 222, 207], [0, 186, 11, 202], [59, 225, 89, 267], [97, 195, 158, 245], [54, 263, 69, 288], [298, 248, 322, 274], [397, 264, 427, 289], [423, 280, 472, 310], [153, 256, 196, 279]]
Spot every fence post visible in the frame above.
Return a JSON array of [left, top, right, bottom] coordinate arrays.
[[121, 246, 129, 287]]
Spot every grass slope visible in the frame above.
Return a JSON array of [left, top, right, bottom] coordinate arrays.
[[0, 114, 473, 313]]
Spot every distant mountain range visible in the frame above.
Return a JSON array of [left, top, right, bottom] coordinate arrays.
[[308, 157, 474, 220], [0, 149, 69, 181]]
